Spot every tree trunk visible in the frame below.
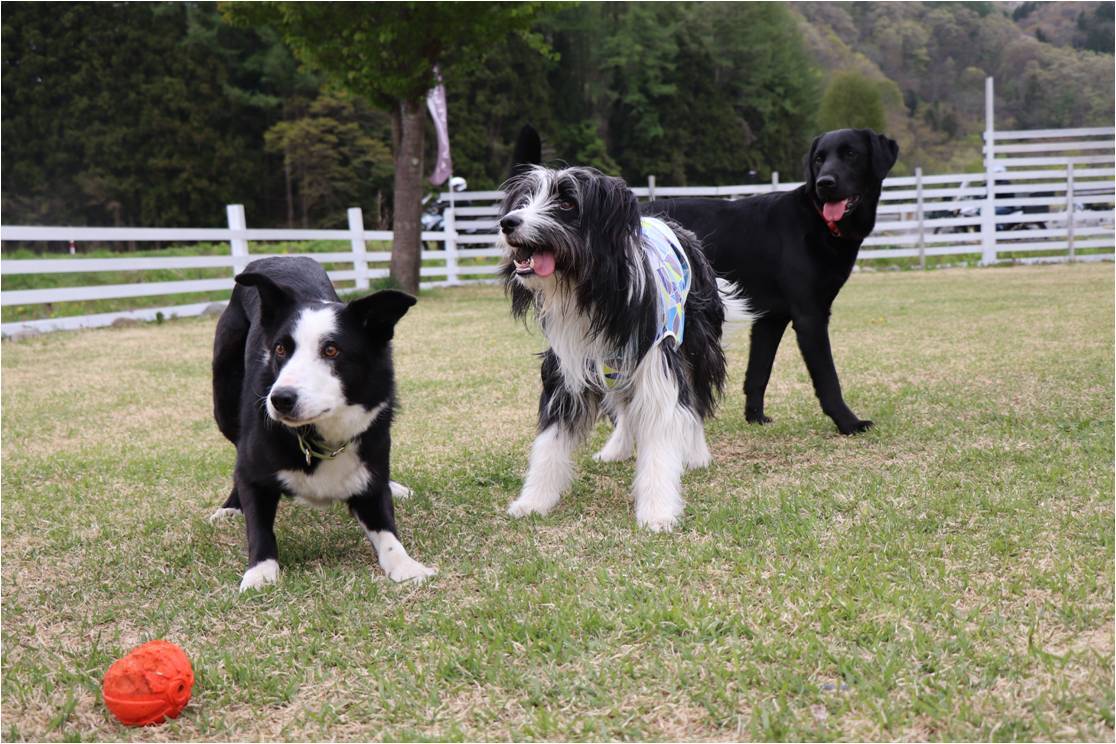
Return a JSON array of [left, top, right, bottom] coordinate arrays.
[[390, 97, 425, 294], [284, 151, 294, 229]]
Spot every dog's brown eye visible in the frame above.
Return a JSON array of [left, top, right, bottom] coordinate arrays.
[[274, 343, 287, 357], [558, 200, 576, 211], [322, 343, 339, 359]]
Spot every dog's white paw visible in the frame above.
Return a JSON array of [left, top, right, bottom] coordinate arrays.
[[389, 481, 413, 500], [636, 504, 682, 533], [384, 556, 436, 583], [208, 507, 242, 523], [684, 448, 712, 470], [593, 444, 633, 463], [239, 559, 279, 592], [507, 494, 554, 518]]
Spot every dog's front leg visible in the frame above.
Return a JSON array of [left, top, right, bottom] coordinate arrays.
[[237, 479, 281, 592], [509, 421, 588, 518], [509, 359, 596, 518], [629, 350, 689, 532], [349, 486, 436, 583], [792, 313, 872, 435]]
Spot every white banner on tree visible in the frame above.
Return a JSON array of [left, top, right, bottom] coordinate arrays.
[[426, 67, 452, 186]]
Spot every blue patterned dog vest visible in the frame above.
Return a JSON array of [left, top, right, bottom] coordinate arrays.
[[602, 217, 692, 386]]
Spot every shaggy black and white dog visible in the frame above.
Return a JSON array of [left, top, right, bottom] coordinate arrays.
[[498, 166, 750, 531]]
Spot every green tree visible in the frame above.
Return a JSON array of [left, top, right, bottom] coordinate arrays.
[[225, 2, 549, 293], [687, 2, 819, 179], [817, 71, 887, 132], [264, 94, 393, 228], [1, 3, 305, 230]]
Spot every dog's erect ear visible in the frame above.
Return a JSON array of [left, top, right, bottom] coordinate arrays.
[[804, 134, 823, 188], [866, 130, 900, 181], [344, 289, 417, 343], [235, 272, 295, 330], [510, 124, 542, 177]]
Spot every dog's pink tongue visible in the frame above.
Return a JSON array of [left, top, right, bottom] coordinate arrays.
[[531, 251, 556, 277], [822, 199, 848, 222]]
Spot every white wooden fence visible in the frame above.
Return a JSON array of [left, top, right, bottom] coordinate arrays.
[[2, 121, 1112, 336]]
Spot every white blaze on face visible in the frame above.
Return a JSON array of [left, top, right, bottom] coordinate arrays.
[[267, 306, 345, 423], [501, 168, 557, 246]]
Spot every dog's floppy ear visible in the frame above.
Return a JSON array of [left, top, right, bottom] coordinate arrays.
[[344, 289, 417, 343], [510, 124, 542, 177], [580, 171, 641, 252], [235, 272, 295, 331], [866, 130, 900, 181], [803, 134, 822, 189]]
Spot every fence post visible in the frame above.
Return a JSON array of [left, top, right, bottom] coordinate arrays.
[[444, 190, 459, 285], [915, 166, 926, 270], [348, 207, 369, 290], [226, 204, 249, 277], [1066, 162, 1076, 262], [980, 76, 997, 265], [647, 175, 656, 202], [771, 171, 780, 192]]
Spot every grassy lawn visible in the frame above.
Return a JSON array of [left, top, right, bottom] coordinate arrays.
[[2, 263, 1113, 741]]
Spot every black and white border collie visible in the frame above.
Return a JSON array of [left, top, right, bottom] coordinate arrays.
[[498, 166, 750, 531], [211, 256, 435, 591]]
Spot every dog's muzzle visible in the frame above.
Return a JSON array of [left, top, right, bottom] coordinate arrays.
[[817, 194, 861, 223], [500, 215, 557, 278]]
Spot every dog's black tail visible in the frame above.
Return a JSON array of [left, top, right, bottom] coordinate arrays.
[[510, 124, 542, 177], [211, 293, 249, 445]]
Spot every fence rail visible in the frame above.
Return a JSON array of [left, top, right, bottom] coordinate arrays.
[[2, 123, 1113, 336]]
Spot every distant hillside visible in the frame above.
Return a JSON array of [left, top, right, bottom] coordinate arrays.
[[1011, 1, 1114, 53], [792, 1, 1114, 175]]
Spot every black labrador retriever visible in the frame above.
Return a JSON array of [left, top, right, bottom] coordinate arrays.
[[643, 129, 899, 435]]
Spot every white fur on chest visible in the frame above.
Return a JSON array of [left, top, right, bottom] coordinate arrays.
[[539, 293, 634, 394], [277, 448, 371, 507]]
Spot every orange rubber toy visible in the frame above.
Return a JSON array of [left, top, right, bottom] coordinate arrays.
[[102, 640, 194, 726]]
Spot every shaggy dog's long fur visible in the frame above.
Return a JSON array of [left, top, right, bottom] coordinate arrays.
[[498, 165, 749, 531]]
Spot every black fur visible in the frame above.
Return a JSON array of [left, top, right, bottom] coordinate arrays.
[[510, 124, 542, 178], [211, 256, 417, 587], [644, 128, 899, 435]]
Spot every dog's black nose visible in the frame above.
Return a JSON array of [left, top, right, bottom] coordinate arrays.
[[500, 215, 522, 234], [816, 175, 837, 193], [269, 388, 299, 415]]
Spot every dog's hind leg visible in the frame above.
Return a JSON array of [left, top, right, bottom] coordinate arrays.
[[212, 294, 249, 445], [594, 408, 634, 463], [684, 419, 712, 470], [208, 485, 243, 523], [389, 481, 414, 500]]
